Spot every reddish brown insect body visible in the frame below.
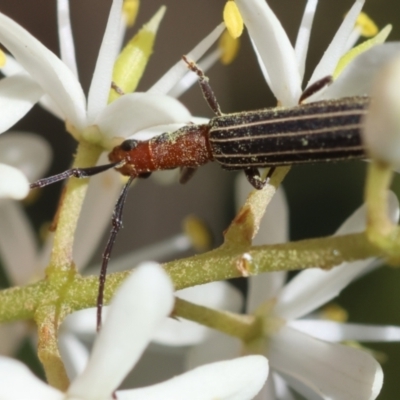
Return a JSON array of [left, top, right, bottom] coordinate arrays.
[[109, 124, 212, 177]]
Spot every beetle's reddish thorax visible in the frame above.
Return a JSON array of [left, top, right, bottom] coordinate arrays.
[[108, 124, 212, 177]]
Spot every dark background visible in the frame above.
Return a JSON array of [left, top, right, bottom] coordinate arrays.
[[1, 1, 400, 398]]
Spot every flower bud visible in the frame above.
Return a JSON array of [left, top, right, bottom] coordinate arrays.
[[363, 56, 400, 167]]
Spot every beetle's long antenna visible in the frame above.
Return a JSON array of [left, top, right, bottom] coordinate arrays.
[[97, 174, 135, 331], [30, 161, 123, 189]]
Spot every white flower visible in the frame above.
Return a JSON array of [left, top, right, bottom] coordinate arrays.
[[234, 0, 399, 106], [0, 263, 269, 400], [185, 179, 400, 400]]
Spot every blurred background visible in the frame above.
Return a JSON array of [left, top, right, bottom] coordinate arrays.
[[1, 0, 400, 398]]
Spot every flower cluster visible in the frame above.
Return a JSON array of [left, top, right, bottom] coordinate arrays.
[[1, 0, 400, 399]]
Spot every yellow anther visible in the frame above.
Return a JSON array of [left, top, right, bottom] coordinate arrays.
[[219, 30, 240, 65], [355, 12, 378, 37], [334, 24, 392, 79], [108, 6, 166, 104], [183, 215, 212, 252], [0, 49, 6, 67], [320, 303, 348, 323], [123, 0, 140, 28], [223, 1, 244, 39]]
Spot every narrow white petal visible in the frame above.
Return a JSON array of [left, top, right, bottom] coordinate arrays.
[[0, 356, 64, 399], [256, 372, 296, 400], [269, 326, 383, 400], [38, 94, 65, 120], [319, 43, 400, 100], [149, 23, 225, 95], [307, 0, 365, 87], [275, 194, 399, 320], [1, 54, 24, 76], [0, 164, 29, 199], [0, 11, 86, 130], [0, 74, 43, 134], [153, 282, 243, 346], [87, 0, 123, 123], [0, 132, 52, 182], [96, 93, 192, 149], [73, 154, 122, 270], [57, 0, 78, 76], [294, 0, 318, 80], [62, 307, 98, 338], [235, 0, 302, 106], [68, 263, 174, 398], [0, 199, 37, 285], [58, 332, 89, 380], [118, 356, 269, 400], [289, 320, 400, 342]]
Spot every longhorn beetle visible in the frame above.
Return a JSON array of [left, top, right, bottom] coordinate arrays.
[[31, 57, 368, 329]]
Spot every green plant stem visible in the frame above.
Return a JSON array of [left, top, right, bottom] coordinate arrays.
[[174, 298, 260, 341], [47, 141, 102, 274], [0, 231, 381, 324]]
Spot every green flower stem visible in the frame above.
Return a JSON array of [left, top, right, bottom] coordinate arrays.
[[47, 141, 102, 274], [365, 161, 394, 238], [0, 231, 381, 325], [174, 297, 260, 341], [36, 306, 70, 391]]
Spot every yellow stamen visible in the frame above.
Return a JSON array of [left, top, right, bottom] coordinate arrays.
[[223, 1, 244, 39], [333, 24, 392, 79], [355, 12, 378, 37], [219, 30, 240, 65], [320, 303, 348, 323], [0, 49, 6, 67], [108, 6, 166, 104], [183, 215, 212, 252], [123, 0, 140, 28]]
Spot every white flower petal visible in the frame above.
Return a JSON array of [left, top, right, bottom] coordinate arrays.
[[58, 332, 89, 380], [149, 23, 225, 96], [1, 54, 25, 76], [317, 42, 400, 100], [0, 199, 37, 285], [73, 154, 122, 270], [153, 282, 243, 346], [289, 320, 400, 342], [0, 74, 43, 134], [269, 326, 382, 400], [294, 0, 318, 81], [68, 263, 174, 398], [235, 0, 302, 106], [38, 94, 65, 120], [57, 0, 78, 76], [307, 0, 365, 88], [274, 194, 399, 320], [0, 132, 52, 182], [0, 356, 63, 399], [62, 308, 98, 338], [0, 11, 86, 130], [87, 0, 123, 123], [96, 93, 192, 148], [118, 356, 269, 400], [0, 164, 29, 199]]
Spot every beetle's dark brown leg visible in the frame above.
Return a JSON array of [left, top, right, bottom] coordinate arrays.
[[97, 175, 135, 331], [299, 75, 333, 104], [182, 55, 222, 116], [244, 167, 276, 190], [179, 166, 198, 184]]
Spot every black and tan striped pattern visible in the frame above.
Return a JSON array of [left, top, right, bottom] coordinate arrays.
[[208, 97, 369, 170]]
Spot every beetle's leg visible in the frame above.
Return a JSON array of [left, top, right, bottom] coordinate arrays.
[[97, 175, 135, 331], [30, 162, 122, 189], [244, 167, 276, 190], [299, 75, 333, 104], [179, 166, 198, 184], [182, 55, 222, 116]]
